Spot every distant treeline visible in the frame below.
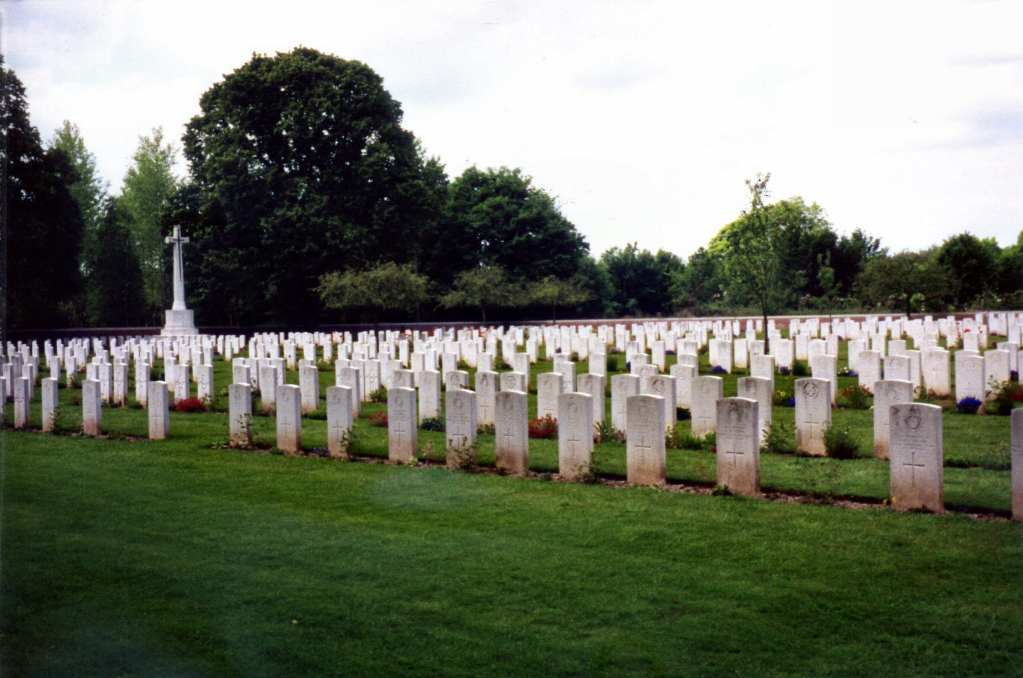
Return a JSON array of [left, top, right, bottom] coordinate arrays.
[[5, 49, 1022, 331]]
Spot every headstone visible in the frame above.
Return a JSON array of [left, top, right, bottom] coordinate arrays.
[[626, 395, 666, 485], [388, 387, 417, 463], [135, 361, 149, 407], [537, 372, 564, 421], [643, 374, 677, 429], [669, 363, 697, 410], [691, 376, 723, 439], [299, 365, 320, 414], [884, 355, 911, 384], [174, 363, 191, 403], [148, 381, 170, 440], [873, 380, 914, 460], [857, 350, 881, 394], [259, 364, 277, 414], [559, 392, 594, 480], [196, 363, 214, 404], [889, 403, 943, 512], [446, 369, 469, 392], [795, 378, 831, 456], [113, 362, 129, 407], [984, 349, 1011, 398], [809, 355, 838, 406], [82, 379, 102, 436], [229, 383, 253, 447], [955, 353, 985, 404], [41, 377, 59, 433], [495, 390, 529, 473], [418, 370, 442, 422], [737, 376, 772, 444], [445, 389, 477, 468], [716, 398, 760, 496], [576, 373, 606, 425], [13, 377, 30, 429], [339, 367, 363, 418], [500, 371, 527, 393], [610, 373, 640, 432], [326, 386, 354, 458], [276, 385, 302, 453], [921, 349, 951, 398]]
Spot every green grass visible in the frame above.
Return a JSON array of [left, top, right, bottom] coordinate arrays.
[[3, 431, 1023, 676], [4, 341, 1021, 675]]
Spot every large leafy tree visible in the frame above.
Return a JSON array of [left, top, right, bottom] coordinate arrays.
[[444, 166, 589, 285], [832, 228, 885, 295], [935, 232, 1001, 309], [671, 247, 725, 316], [317, 262, 428, 327], [600, 244, 683, 317], [84, 198, 146, 327], [855, 251, 948, 317], [121, 127, 181, 323], [184, 47, 437, 324], [48, 121, 107, 285], [2, 58, 85, 329], [715, 173, 787, 328], [440, 265, 524, 323]]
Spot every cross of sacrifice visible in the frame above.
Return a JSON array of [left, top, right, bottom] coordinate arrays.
[[164, 225, 190, 312]]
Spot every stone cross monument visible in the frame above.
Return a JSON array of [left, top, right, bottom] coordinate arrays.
[[161, 225, 198, 336]]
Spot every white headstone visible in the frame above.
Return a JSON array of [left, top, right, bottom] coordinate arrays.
[[299, 365, 320, 414], [716, 398, 760, 496], [537, 372, 564, 421], [276, 385, 302, 453], [737, 376, 772, 444], [626, 395, 666, 485], [148, 380, 170, 440], [795, 378, 831, 456], [889, 403, 943, 512], [610, 373, 640, 432], [418, 370, 441, 423], [388, 387, 417, 463], [41, 377, 59, 433], [559, 392, 594, 480], [326, 385, 354, 458], [495, 390, 529, 473], [576, 373, 606, 426], [82, 379, 101, 436], [445, 389, 477, 468], [691, 376, 723, 439], [873, 379, 914, 460], [229, 383, 253, 447]]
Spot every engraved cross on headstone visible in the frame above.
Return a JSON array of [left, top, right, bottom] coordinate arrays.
[[903, 450, 926, 487]]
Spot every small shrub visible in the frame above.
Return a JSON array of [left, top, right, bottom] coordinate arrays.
[[676, 407, 691, 421], [778, 366, 790, 376], [368, 411, 388, 428], [70, 394, 82, 406], [368, 387, 387, 403], [709, 365, 726, 374], [419, 416, 445, 432], [773, 389, 794, 407], [666, 424, 705, 450], [838, 366, 856, 377], [174, 397, 208, 413], [66, 373, 81, 389], [493, 356, 510, 371], [528, 414, 558, 439], [710, 485, 733, 497], [955, 397, 982, 415], [761, 421, 795, 455], [593, 419, 625, 444], [476, 422, 495, 435], [823, 423, 860, 459], [421, 441, 443, 462], [449, 444, 478, 472], [839, 385, 872, 410], [456, 359, 470, 371], [309, 447, 331, 458], [305, 408, 327, 420], [127, 397, 143, 410], [792, 361, 809, 377], [570, 461, 598, 484]]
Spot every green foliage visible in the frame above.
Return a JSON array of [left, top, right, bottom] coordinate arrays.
[[823, 423, 861, 459], [83, 199, 146, 327], [305, 409, 327, 421], [3, 58, 86, 329], [665, 424, 705, 450], [317, 262, 428, 324], [526, 276, 591, 321], [985, 381, 1023, 416], [792, 361, 809, 377], [440, 265, 523, 322], [605, 354, 619, 373], [368, 387, 388, 404], [120, 127, 181, 322], [183, 47, 437, 324], [855, 250, 948, 317], [761, 421, 795, 455], [839, 385, 872, 410], [600, 243, 683, 317], [442, 166, 588, 285], [419, 416, 445, 432], [593, 419, 625, 445], [936, 232, 1000, 310]]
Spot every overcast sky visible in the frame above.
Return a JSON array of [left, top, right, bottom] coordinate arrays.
[[5, 0, 1022, 259]]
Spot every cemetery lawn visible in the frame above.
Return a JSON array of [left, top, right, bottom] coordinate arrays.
[[4, 428, 1023, 677]]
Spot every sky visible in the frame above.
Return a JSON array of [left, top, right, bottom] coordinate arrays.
[[4, 0, 1022, 260]]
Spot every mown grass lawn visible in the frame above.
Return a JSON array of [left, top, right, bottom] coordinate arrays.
[[3, 429, 1022, 677], [3, 336, 1021, 676]]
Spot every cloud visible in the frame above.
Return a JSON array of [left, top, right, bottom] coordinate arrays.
[[4, 0, 1022, 260]]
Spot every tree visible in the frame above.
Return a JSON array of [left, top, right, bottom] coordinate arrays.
[[48, 121, 108, 277], [832, 228, 885, 295], [184, 47, 439, 324], [121, 127, 180, 323], [671, 247, 725, 316], [440, 265, 523, 323], [935, 232, 1000, 309], [718, 173, 786, 330], [527, 276, 591, 322], [854, 251, 948, 317], [84, 199, 146, 327], [2, 58, 86, 329], [317, 262, 428, 327], [600, 244, 682, 317], [446, 166, 589, 283]]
